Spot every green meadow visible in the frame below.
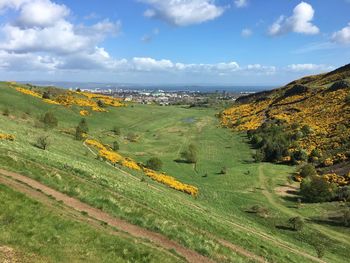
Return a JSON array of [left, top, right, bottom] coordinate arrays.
[[0, 82, 349, 262]]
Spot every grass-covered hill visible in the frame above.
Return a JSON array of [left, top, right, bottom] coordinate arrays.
[[1, 81, 350, 262], [221, 64, 350, 180]]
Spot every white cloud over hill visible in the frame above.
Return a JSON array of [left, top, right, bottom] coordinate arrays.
[[268, 2, 319, 36]]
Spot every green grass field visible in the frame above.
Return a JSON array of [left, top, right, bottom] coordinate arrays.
[[0, 82, 349, 262]]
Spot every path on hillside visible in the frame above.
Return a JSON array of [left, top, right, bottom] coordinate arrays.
[[0, 168, 213, 263], [258, 164, 350, 247], [85, 141, 328, 262]]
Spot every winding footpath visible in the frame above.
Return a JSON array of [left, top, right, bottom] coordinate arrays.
[[0, 168, 212, 263]]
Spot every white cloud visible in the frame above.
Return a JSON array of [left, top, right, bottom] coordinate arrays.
[[16, 0, 69, 28], [140, 0, 225, 26], [234, 0, 248, 8], [268, 2, 319, 36], [286, 64, 334, 72], [241, 28, 252, 37], [0, 0, 30, 11], [0, 0, 121, 63], [0, 50, 59, 71], [332, 23, 350, 44]]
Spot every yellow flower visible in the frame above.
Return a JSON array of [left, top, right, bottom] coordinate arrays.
[[0, 134, 15, 141]]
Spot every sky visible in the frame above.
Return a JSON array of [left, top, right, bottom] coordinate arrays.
[[0, 0, 349, 86]]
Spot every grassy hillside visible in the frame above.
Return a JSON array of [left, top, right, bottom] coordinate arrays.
[[221, 64, 350, 178], [0, 81, 350, 262]]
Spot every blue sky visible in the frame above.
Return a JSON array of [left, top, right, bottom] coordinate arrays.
[[0, 0, 349, 85]]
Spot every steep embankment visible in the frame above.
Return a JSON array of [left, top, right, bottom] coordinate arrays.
[[221, 64, 350, 176]]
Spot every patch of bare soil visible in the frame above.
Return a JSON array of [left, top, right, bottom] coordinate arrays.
[[275, 185, 298, 197]]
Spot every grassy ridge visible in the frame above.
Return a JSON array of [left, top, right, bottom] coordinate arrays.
[[0, 184, 181, 263], [0, 82, 349, 262]]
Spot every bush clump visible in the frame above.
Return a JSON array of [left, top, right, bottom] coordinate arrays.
[[146, 157, 163, 171], [180, 144, 198, 164], [35, 135, 50, 150], [42, 112, 58, 128]]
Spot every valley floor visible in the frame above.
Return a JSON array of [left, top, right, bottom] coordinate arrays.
[[0, 84, 349, 262]]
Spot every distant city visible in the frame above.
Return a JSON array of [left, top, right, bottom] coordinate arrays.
[[19, 81, 276, 106]]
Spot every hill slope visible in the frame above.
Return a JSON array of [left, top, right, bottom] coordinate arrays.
[[1, 81, 350, 262], [221, 64, 350, 176]]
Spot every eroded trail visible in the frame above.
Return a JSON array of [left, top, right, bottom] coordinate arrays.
[[258, 164, 349, 258], [0, 168, 212, 263]]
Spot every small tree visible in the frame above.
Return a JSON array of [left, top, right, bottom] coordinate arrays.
[[97, 100, 105, 108], [35, 135, 50, 150], [42, 112, 58, 128], [112, 141, 119, 151], [146, 157, 163, 171], [42, 91, 51, 99], [75, 126, 84, 141], [78, 118, 89, 133], [127, 132, 138, 142], [300, 176, 337, 202], [299, 164, 317, 178], [112, 126, 121, 135], [220, 166, 227, 175], [289, 216, 304, 231], [2, 108, 9, 116], [253, 149, 264, 162], [180, 144, 198, 164], [314, 243, 326, 259]]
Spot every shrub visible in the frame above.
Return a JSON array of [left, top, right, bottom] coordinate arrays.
[[97, 100, 105, 108], [112, 126, 121, 135], [180, 144, 198, 164], [300, 176, 337, 202], [42, 91, 51, 99], [291, 149, 308, 163], [289, 216, 304, 231], [300, 125, 313, 136], [42, 112, 58, 128], [342, 209, 350, 227], [112, 141, 119, 151], [299, 164, 317, 178], [336, 186, 350, 202], [220, 166, 227, 175], [146, 157, 163, 171], [314, 243, 326, 259], [253, 149, 264, 162], [2, 108, 9, 116], [127, 132, 138, 142], [35, 135, 50, 150], [78, 118, 89, 133], [75, 126, 84, 141]]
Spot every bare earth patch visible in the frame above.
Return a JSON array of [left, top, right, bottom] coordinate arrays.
[[275, 185, 298, 197], [0, 246, 17, 263]]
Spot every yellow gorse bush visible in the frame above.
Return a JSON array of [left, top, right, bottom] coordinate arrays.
[[80, 110, 90, 116], [221, 87, 350, 164], [85, 139, 141, 170], [143, 168, 199, 196], [323, 173, 350, 186], [0, 133, 15, 141], [85, 138, 198, 196], [16, 87, 41, 98], [13, 86, 124, 113]]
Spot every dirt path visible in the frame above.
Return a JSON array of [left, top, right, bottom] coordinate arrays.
[[84, 143, 329, 262], [258, 164, 349, 259], [0, 168, 212, 263]]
